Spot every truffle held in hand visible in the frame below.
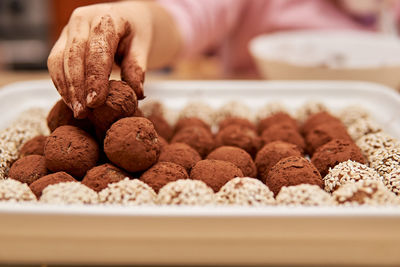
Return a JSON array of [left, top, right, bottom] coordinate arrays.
[[8, 155, 48, 185], [29, 171, 76, 198], [82, 163, 129, 192]]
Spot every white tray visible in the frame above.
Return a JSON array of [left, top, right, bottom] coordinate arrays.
[[1, 80, 400, 265]]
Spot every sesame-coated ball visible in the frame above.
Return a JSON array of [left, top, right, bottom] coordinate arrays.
[[0, 179, 36, 202], [276, 184, 336, 206], [347, 119, 382, 141], [40, 182, 99, 205], [356, 133, 400, 162], [369, 148, 400, 176]]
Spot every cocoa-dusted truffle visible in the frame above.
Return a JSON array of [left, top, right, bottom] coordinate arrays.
[[276, 184, 335, 206], [0, 179, 36, 202], [295, 101, 328, 124], [171, 126, 214, 158], [158, 143, 201, 172], [44, 125, 99, 178], [8, 155, 48, 185], [218, 117, 256, 131], [311, 139, 365, 177], [19, 135, 47, 157], [301, 111, 342, 136], [255, 141, 303, 182], [81, 163, 129, 192], [257, 112, 298, 134], [147, 114, 173, 141], [190, 159, 244, 192], [158, 136, 168, 150], [104, 117, 161, 172], [207, 146, 256, 177], [261, 124, 305, 152], [40, 182, 99, 205], [215, 125, 261, 157], [29, 171, 76, 198], [266, 156, 323, 196], [140, 162, 188, 192], [174, 117, 211, 133]]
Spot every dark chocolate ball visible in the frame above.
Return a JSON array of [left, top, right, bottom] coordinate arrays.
[[171, 126, 215, 158], [301, 111, 342, 136], [218, 117, 256, 131], [257, 112, 298, 134], [140, 162, 189, 192], [19, 135, 47, 157], [174, 117, 211, 133], [9, 155, 48, 185], [158, 143, 201, 172], [147, 114, 174, 141], [261, 124, 305, 152], [82, 163, 129, 192], [215, 125, 261, 157]]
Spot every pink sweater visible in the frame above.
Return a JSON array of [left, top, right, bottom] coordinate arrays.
[[159, 0, 399, 74]]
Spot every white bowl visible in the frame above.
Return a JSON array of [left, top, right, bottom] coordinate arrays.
[[249, 30, 400, 90]]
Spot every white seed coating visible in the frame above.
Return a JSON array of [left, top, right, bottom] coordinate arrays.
[[99, 178, 156, 205], [323, 160, 382, 193], [179, 101, 214, 126], [0, 179, 36, 202], [295, 101, 328, 124], [338, 105, 370, 127], [216, 177, 275, 206], [383, 168, 400, 195], [157, 179, 214, 205], [256, 102, 287, 121], [213, 101, 255, 124], [333, 179, 399, 206], [369, 148, 400, 176], [40, 182, 99, 205], [276, 184, 335, 206], [141, 100, 165, 117], [347, 119, 382, 141], [356, 132, 400, 161]]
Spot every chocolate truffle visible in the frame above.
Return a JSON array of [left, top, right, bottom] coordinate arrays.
[[8, 155, 48, 185], [104, 117, 161, 172], [158, 136, 168, 150], [356, 133, 400, 162], [174, 117, 211, 133], [295, 101, 328, 124], [133, 108, 144, 117], [311, 139, 365, 177], [0, 179, 36, 202], [213, 101, 255, 124], [179, 101, 214, 126], [369, 148, 400, 176], [157, 179, 215, 205], [140, 162, 189, 192], [338, 105, 370, 127], [256, 102, 287, 122], [218, 117, 256, 131], [207, 146, 257, 177], [40, 182, 99, 204], [261, 124, 305, 152], [19, 135, 47, 157], [171, 126, 214, 158], [257, 112, 298, 134], [383, 168, 400, 195], [44, 125, 99, 178], [255, 141, 303, 182], [266, 156, 323, 196], [99, 178, 156, 205], [29, 171, 76, 198], [301, 111, 342, 136], [323, 160, 382, 193], [215, 125, 261, 157], [276, 184, 335, 206], [147, 114, 173, 141], [158, 143, 201, 172], [81, 163, 129, 192], [216, 177, 275, 206], [190, 159, 244, 192], [347, 119, 382, 141]]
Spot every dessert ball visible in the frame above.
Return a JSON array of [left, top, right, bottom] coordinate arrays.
[[338, 105, 370, 127], [0, 179, 36, 202], [158, 136, 168, 150], [257, 112, 298, 134], [140, 162, 189, 193], [256, 102, 287, 122], [295, 101, 328, 124], [174, 117, 211, 134], [311, 139, 365, 177], [141, 100, 165, 117], [255, 141, 303, 182], [147, 114, 173, 141], [8, 155, 48, 185], [266, 156, 323, 196], [99, 178, 156, 205], [171, 126, 214, 158], [323, 160, 382, 193], [158, 143, 201, 172], [179, 101, 214, 126], [29, 171, 76, 198], [19, 135, 47, 157], [218, 117, 256, 131], [276, 184, 335, 206], [190, 159, 244, 192], [133, 108, 144, 117], [157, 179, 215, 205], [81, 163, 129, 192], [261, 124, 305, 152], [104, 117, 161, 172], [301, 111, 342, 136], [40, 182, 99, 205], [213, 100, 255, 124], [333, 179, 399, 206], [383, 168, 400, 195], [369, 148, 400, 176], [207, 146, 257, 177], [347, 119, 382, 141], [215, 125, 261, 157], [356, 133, 400, 161], [44, 125, 99, 178], [216, 177, 275, 206]]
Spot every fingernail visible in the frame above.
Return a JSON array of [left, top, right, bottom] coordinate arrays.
[[86, 91, 97, 105]]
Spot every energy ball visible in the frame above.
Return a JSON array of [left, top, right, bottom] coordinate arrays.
[[369, 148, 400, 176], [8, 155, 48, 185], [295, 101, 328, 124], [323, 160, 382, 193], [0, 179, 36, 202], [171, 126, 214, 158], [81, 163, 129, 192], [190, 159, 244, 192], [266, 156, 323, 196], [218, 117, 256, 131], [338, 105, 370, 127], [383, 168, 400, 195], [29, 172, 76, 198], [213, 100, 255, 124], [257, 112, 298, 134], [256, 102, 287, 122], [301, 111, 342, 136], [174, 117, 212, 134], [40, 182, 99, 205], [99, 178, 156, 205], [179, 101, 214, 126], [44, 125, 99, 178], [311, 139, 365, 177], [255, 141, 303, 182], [356, 133, 400, 161], [261, 124, 305, 152], [347, 119, 382, 141], [216, 177, 275, 206], [215, 125, 261, 157], [140, 162, 189, 193], [19, 135, 47, 157], [147, 114, 173, 141], [157, 179, 215, 205], [104, 117, 161, 172], [333, 179, 399, 206], [207, 146, 256, 177], [276, 184, 336, 206], [158, 143, 201, 172]]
